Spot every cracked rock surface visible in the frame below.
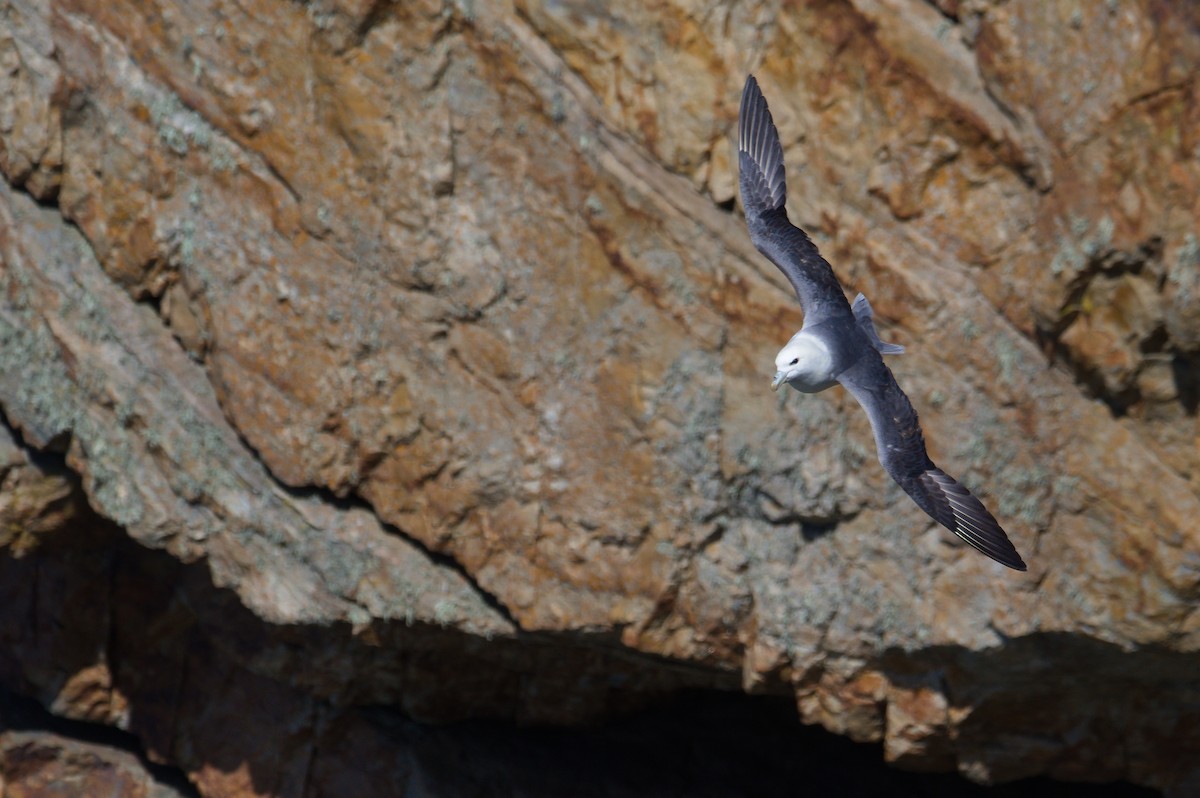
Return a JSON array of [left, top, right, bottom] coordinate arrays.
[[0, 0, 1198, 795]]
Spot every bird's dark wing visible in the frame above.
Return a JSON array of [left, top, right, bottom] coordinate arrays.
[[837, 354, 1027, 571], [738, 75, 850, 326]]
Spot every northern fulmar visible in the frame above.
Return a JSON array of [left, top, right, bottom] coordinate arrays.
[[738, 74, 1027, 571]]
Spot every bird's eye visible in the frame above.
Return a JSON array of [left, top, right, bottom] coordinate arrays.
[[789, 358, 799, 366]]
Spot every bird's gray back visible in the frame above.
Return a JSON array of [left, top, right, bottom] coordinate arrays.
[[806, 314, 874, 377]]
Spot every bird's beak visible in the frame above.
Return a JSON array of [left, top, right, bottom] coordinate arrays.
[[771, 371, 787, 392]]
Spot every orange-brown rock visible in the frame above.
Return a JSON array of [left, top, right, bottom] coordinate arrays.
[[1, 0, 1198, 795], [0, 725, 191, 798]]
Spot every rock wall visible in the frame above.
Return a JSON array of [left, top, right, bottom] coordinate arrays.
[[0, 0, 1197, 795]]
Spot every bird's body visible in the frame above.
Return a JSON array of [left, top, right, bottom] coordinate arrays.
[[738, 74, 1027, 571]]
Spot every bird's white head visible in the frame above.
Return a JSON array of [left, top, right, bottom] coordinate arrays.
[[771, 332, 836, 393]]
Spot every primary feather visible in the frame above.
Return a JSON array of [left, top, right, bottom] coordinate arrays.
[[738, 76, 851, 329]]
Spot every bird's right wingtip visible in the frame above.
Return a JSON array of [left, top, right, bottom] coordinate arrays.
[[737, 73, 787, 212], [740, 74, 762, 118]]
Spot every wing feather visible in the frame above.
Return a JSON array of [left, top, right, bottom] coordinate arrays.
[[837, 354, 1027, 571], [738, 75, 850, 326]]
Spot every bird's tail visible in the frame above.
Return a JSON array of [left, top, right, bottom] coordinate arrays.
[[852, 293, 905, 355]]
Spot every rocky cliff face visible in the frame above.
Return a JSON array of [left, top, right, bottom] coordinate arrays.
[[0, 0, 1197, 795]]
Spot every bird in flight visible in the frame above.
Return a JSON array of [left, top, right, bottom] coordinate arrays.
[[737, 74, 1026, 571]]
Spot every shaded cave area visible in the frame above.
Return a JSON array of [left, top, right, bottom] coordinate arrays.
[[347, 692, 1160, 798], [0, 489, 1162, 797], [0, 676, 1162, 797]]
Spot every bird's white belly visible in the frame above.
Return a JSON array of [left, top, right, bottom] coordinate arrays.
[[777, 331, 838, 393]]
